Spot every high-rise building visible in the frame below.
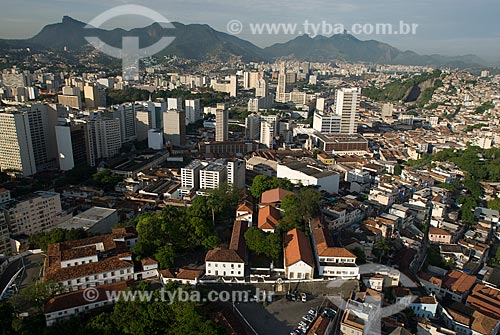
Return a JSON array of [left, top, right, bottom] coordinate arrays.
[[334, 87, 361, 135], [163, 109, 186, 146], [245, 115, 261, 140], [0, 105, 58, 176], [0, 109, 37, 176], [180, 160, 205, 195], [147, 129, 164, 150], [229, 75, 238, 97], [84, 85, 101, 109], [113, 103, 138, 143], [276, 65, 287, 103], [0, 191, 62, 236], [215, 104, 228, 142], [167, 98, 182, 111], [200, 163, 227, 190], [313, 110, 341, 134], [185, 99, 201, 125], [260, 119, 275, 149], [55, 122, 88, 171], [255, 78, 268, 98], [85, 113, 122, 166], [226, 159, 246, 189]]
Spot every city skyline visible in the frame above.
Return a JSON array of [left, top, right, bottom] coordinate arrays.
[[0, 0, 499, 62]]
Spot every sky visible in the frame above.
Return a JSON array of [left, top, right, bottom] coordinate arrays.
[[1, 0, 499, 63]]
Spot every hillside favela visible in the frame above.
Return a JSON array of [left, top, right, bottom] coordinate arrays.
[[0, 1, 499, 335]]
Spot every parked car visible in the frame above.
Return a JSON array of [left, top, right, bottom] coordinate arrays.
[[301, 292, 307, 302]]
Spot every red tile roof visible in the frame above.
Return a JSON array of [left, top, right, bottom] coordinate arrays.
[[260, 188, 295, 204], [258, 205, 281, 231], [442, 270, 476, 294], [312, 223, 356, 258], [284, 228, 314, 267]]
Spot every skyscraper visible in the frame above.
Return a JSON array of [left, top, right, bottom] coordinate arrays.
[[185, 99, 201, 125], [84, 84, 100, 109], [215, 104, 228, 142], [0, 109, 37, 176], [260, 119, 275, 149], [85, 113, 122, 166], [55, 122, 88, 171], [245, 114, 261, 140], [334, 87, 361, 135], [163, 109, 186, 146], [276, 65, 287, 103], [113, 103, 138, 143]]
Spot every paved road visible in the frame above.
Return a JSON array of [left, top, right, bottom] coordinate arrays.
[[0, 254, 44, 296], [0, 258, 22, 293]]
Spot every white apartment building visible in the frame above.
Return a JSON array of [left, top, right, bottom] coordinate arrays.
[[260, 120, 275, 148], [334, 87, 361, 135], [200, 163, 227, 191], [180, 160, 206, 195], [313, 110, 341, 134], [112, 103, 138, 143]]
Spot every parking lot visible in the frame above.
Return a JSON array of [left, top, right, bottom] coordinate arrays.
[[235, 280, 357, 335]]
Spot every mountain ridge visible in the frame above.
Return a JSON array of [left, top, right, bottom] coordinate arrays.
[[0, 16, 487, 68]]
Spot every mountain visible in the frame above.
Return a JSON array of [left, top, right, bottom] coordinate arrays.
[[0, 16, 265, 62], [0, 16, 487, 67], [263, 34, 485, 67]]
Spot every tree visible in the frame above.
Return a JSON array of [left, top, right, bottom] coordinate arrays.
[[394, 164, 403, 176], [154, 245, 175, 269], [352, 248, 367, 264], [244, 227, 281, 261], [15, 281, 64, 311], [249, 175, 293, 199], [488, 199, 500, 211], [92, 169, 123, 190], [0, 301, 14, 334]]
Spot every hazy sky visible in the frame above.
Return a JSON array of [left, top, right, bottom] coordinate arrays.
[[1, 0, 499, 62]]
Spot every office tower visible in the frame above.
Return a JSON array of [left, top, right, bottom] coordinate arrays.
[[185, 99, 201, 125], [285, 72, 297, 84], [84, 85, 100, 109], [381, 103, 394, 118], [334, 87, 361, 135], [55, 122, 88, 171], [147, 129, 164, 150], [0, 191, 62, 236], [244, 71, 264, 90], [167, 97, 182, 111], [229, 75, 238, 97], [86, 113, 122, 167], [245, 115, 261, 140], [181, 160, 205, 194], [302, 62, 311, 74], [163, 109, 186, 146], [113, 103, 138, 143], [215, 104, 228, 142], [200, 163, 227, 190], [276, 64, 287, 103], [27, 104, 58, 171], [260, 119, 275, 149], [255, 78, 268, 98], [226, 159, 246, 189], [313, 111, 341, 134]]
